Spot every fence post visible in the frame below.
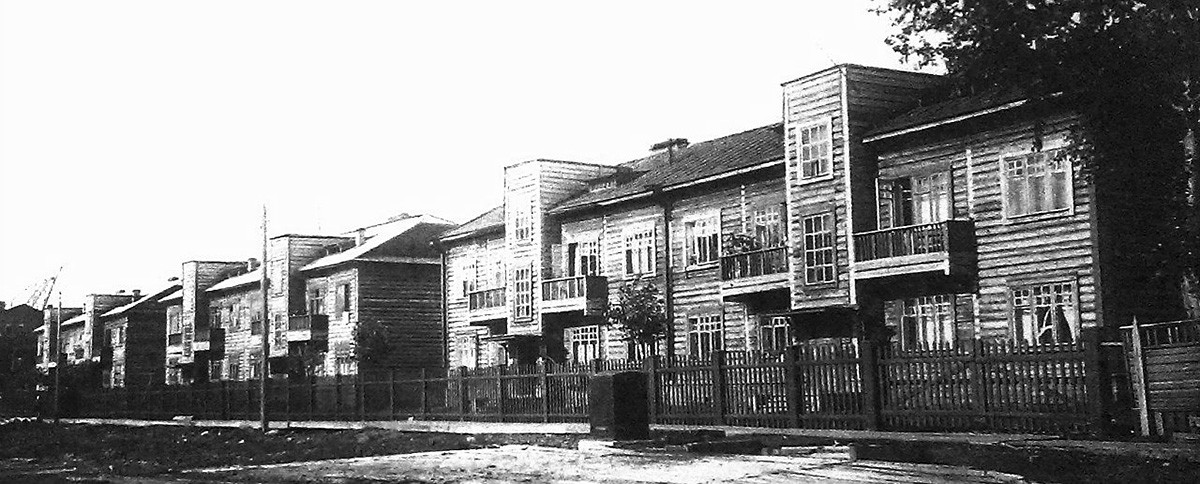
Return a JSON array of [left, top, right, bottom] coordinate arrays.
[[334, 373, 342, 420], [284, 376, 291, 425], [859, 337, 881, 431], [356, 372, 364, 424], [971, 338, 988, 429], [457, 367, 469, 420], [309, 375, 317, 421], [388, 370, 396, 421], [1083, 328, 1112, 437], [420, 368, 429, 418], [539, 362, 550, 423], [496, 366, 506, 422], [784, 345, 800, 428], [711, 350, 726, 425], [1127, 318, 1151, 436], [221, 380, 229, 420], [643, 355, 659, 425]]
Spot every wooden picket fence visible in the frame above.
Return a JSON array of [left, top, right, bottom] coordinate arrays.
[[1124, 318, 1200, 436], [66, 334, 1117, 436]]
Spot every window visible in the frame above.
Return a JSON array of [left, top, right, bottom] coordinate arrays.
[[514, 264, 533, 319], [802, 213, 836, 284], [899, 295, 956, 349], [513, 201, 533, 240], [335, 283, 351, 314], [687, 315, 724, 357], [1002, 149, 1071, 218], [760, 316, 791, 353], [209, 360, 223, 381], [566, 325, 602, 363], [1011, 281, 1078, 345], [789, 120, 832, 179], [456, 332, 478, 369], [685, 216, 720, 266], [167, 308, 182, 335], [752, 205, 786, 248], [227, 357, 241, 381], [878, 172, 951, 229], [247, 353, 262, 380], [111, 363, 124, 388], [308, 288, 325, 315], [567, 239, 601, 276], [623, 226, 655, 275]]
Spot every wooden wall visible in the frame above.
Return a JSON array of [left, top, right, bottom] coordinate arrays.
[[208, 286, 262, 380], [443, 233, 505, 368], [305, 266, 358, 371], [357, 262, 444, 370], [180, 261, 245, 364]]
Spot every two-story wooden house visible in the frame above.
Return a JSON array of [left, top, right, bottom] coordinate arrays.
[[98, 284, 178, 388]]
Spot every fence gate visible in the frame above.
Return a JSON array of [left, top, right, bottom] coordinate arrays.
[[1123, 318, 1200, 436]]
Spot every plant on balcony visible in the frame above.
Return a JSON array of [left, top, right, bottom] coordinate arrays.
[[605, 280, 670, 356], [724, 233, 762, 255], [353, 319, 391, 368]]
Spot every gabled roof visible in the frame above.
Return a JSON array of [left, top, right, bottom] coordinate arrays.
[[551, 123, 785, 213], [102, 284, 182, 319], [159, 288, 183, 304], [60, 313, 88, 327], [302, 214, 453, 272], [864, 87, 1029, 143], [440, 205, 504, 242], [206, 268, 262, 293]]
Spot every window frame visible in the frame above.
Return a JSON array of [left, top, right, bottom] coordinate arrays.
[[759, 316, 791, 354], [999, 148, 1074, 221], [789, 118, 835, 183], [683, 212, 721, 268], [513, 264, 534, 320], [801, 212, 837, 285], [623, 224, 656, 277], [898, 295, 957, 350], [565, 325, 603, 364], [1008, 279, 1080, 345], [687, 314, 724, 358]]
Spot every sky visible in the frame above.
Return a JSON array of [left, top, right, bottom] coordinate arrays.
[[0, 0, 933, 307]]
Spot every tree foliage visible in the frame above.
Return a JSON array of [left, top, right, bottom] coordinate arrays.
[[876, 0, 1200, 311], [606, 280, 670, 352], [353, 319, 391, 368]]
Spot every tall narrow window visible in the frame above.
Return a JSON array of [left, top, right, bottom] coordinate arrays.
[[685, 216, 720, 266], [802, 213, 836, 284], [335, 283, 350, 314], [759, 316, 791, 353], [308, 288, 325, 315], [167, 308, 182, 335], [1002, 149, 1071, 217], [624, 226, 655, 275], [752, 205, 786, 248], [566, 325, 602, 363], [793, 121, 832, 179], [899, 295, 956, 349], [1011, 282, 1078, 345], [513, 199, 533, 240], [575, 240, 601, 276], [687, 315, 724, 357], [514, 264, 533, 319], [456, 332, 478, 369]]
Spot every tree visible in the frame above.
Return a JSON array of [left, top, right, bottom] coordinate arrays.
[[875, 0, 1200, 317], [353, 319, 392, 370], [606, 280, 671, 357]]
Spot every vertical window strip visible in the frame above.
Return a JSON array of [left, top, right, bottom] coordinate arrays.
[[802, 213, 836, 284]]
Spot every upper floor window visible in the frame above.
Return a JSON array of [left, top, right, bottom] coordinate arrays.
[[789, 120, 832, 180], [752, 204, 786, 248], [514, 264, 533, 319], [760, 316, 791, 353], [802, 213, 836, 284], [335, 283, 351, 314], [1002, 149, 1071, 218], [685, 216, 719, 266], [687, 315, 723, 357], [513, 200, 533, 240], [899, 295, 955, 349], [566, 325, 602, 363], [167, 308, 182, 335], [1011, 281, 1078, 345], [624, 226, 655, 276], [567, 239, 601, 276], [308, 288, 325, 315], [878, 172, 951, 229]]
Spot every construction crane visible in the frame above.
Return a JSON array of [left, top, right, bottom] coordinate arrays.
[[13, 266, 62, 310]]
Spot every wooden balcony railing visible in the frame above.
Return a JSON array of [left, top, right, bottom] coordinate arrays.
[[853, 220, 974, 262], [288, 314, 329, 332], [720, 246, 789, 280], [468, 287, 506, 311], [542, 275, 607, 302]]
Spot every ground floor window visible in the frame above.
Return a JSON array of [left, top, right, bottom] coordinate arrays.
[[166, 367, 183, 385], [898, 295, 956, 349], [209, 360, 223, 380], [687, 315, 723, 357], [110, 363, 124, 388], [565, 325, 602, 363], [247, 353, 262, 380], [1011, 281, 1078, 344], [759, 316, 791, 353], [456, 332, 478, 369]]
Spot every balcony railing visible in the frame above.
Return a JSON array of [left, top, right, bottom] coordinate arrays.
[[541, 275, 608, 315], [288, 314, 329, 332], [720, 246, 789, 280], [194, 327, 225, 355], [167, 333, 183, 346], [853, 220, 973, 262], [468, 287, 507, 311]]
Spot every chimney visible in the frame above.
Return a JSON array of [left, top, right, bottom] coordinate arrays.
[[131, 289, 141, 298], [247, 258, 260, 271], [356, 228, 366, 246], [650, 138, 689, 163]]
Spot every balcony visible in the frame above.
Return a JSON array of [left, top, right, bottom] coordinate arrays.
[[167, 332, 183, 346], [541, 275, 607, 316], [467, 287, 507, 325], [287, 314, 329, 344], [720, 246, 790, 297], [193, 327, 225, 356], [852, 220, 975, 279]]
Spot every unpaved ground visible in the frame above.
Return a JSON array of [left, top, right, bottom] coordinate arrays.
[[188, 444, 1031, 484]]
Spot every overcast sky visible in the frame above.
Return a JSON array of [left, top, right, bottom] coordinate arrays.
[[0, 0, 934, 306]]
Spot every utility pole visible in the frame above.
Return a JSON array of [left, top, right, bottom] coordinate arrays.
[[53, 291, 61, 424], [260, 205, 270, 432]]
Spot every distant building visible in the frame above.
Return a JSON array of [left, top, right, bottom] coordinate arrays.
[[99, 285, 179, 388]]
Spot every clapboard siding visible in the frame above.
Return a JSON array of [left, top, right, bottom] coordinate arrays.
[[357, 262, 444, 369], [105, 308, 166, 388], [209, 286, 263, 381], [444, 235, 506, 367], [874, 109, 1100, 340], [305, 267, 358, 372], [179, 261, 245, 367], [784, 67, 852, 309]]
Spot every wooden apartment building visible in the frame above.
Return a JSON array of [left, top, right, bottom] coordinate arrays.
[[98, 284, 178, 388], [441, 64, 1190, 368]]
